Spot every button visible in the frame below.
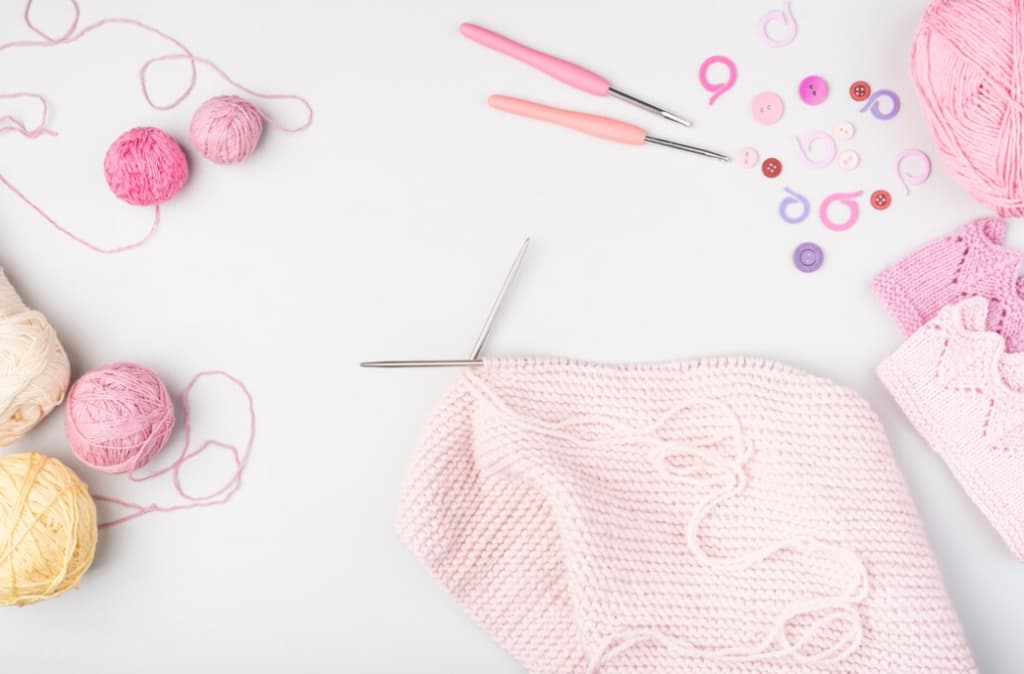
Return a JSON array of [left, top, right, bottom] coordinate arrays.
[[798, 75, 829, 105], [837, 150, 860, 170], [794, 243, 824, 273], [751, 92, 784, 125], [850, 80, 871, 101], [762, 157, 782, 178], [737, 147, 759, 168], [870, 189, 892, 210], [835, 121, 855, 140]]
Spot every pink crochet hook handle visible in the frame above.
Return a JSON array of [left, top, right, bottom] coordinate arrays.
[[489, 94, 645, 144], [461, 22, 691, 126], [461, 23, 610, 95], [487, 95, 729, 161]]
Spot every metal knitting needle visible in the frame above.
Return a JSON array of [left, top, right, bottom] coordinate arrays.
[[468, 237, 529, 359], [461, 23, 692, 127], [361, 238, 531, 368]]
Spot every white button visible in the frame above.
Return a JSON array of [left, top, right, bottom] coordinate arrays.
[[837, 149, 860, 170], [835, 121, 855, 140]]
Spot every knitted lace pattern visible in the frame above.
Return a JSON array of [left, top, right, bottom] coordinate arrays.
[[873, 217, 1024, 351], [880, 297, 1024, 560], [397, 357, 975, 674]]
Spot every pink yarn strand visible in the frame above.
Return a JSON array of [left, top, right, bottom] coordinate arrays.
[[1, 0, 314, 130], [0, 173, 160, 254], [94, 370, 256, 528], [0, 92, 57, 138]]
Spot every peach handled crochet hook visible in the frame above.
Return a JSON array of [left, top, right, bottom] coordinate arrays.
[[488, 95, 730, 161], [460, 22, 692, 127]]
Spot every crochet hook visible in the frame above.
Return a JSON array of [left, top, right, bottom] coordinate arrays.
[[461, 23, 692, 127], [361, 238, 530, 368], [488, 95, 730, 161]]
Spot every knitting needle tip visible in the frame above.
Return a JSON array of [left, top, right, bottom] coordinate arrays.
[[660, 110, 693, 127]]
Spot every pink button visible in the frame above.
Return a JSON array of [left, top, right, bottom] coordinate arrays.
[[737, 147, 759, 168], [798, 75, 828, 105], [751, 92, 784, 125]]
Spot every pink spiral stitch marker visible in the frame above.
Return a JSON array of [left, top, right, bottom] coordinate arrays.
[[759, 2, 798, 47], [794, 130, 837, 168], [698, 55, 737, 105], [820, 191, 864, 231], [895, 149, 931, 195]]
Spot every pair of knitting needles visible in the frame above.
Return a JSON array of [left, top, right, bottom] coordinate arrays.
[[361, 239, 530, 368], [462, 23, 730, 162]]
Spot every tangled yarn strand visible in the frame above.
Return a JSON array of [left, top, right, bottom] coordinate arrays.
[[464, 374, 869, 670], [94, 370, 256, 528], [0, 0, 314, 253]]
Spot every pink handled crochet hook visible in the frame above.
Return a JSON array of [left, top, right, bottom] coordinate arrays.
[[461, 22, 692, 127], [489, 95, 730, 161]]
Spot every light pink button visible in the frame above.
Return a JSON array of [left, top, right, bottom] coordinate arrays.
[[837, 149, 860, 170], [751, 92, 784, 125], [835, 121, 855, 140], [737, 147, 759, 168]]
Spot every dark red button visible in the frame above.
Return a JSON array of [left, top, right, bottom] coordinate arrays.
[[850, 81, 871, 102], [762, 157, 782, 178], [870, 189, 892, 210]]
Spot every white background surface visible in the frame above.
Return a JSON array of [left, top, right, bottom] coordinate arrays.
[[0, 0, 1020, 672]]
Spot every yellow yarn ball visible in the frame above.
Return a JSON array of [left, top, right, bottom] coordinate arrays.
[[0, 269, 70, 446], [0, 452, 97, 606]]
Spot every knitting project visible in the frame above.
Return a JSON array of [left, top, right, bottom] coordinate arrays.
[[874, 217, 1024, 351], [879, 297, 1024, 560], [397, 358, 975, 673]]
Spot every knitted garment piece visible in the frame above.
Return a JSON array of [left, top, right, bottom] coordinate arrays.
[[873, 217, 1024, 352], [397, 358, 975, 674], [879, 297, 1024, 560]]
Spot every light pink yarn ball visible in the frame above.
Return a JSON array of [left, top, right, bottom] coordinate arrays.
[[65, 363, 175, 474], [911, 0, 1024, 216], [189, 95, 263, 164], [103, 127, 188, 206]]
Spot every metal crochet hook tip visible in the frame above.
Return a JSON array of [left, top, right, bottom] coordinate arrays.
[[360, 359, 484, 368], [644, 136, 730, 161], [608, 87, 692, 127], [360, 238, 531, 369]]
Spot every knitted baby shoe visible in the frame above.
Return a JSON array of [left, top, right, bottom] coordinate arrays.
[[879, 296, 1024, 560], [398, 357, 975, 674], [874, 217, 1024, 351]]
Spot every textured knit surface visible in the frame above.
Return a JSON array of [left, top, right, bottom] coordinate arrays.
[[874, 217, 1024, 351], [397, 357, 975, 674], [879, 297, 1024, 560]]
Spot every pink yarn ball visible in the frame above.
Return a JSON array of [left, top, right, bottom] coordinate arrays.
[[65, 363, 175, 474], [103, 127, 188, 206], [911, 0, 1024, 216], [189, 95, 263, 165]]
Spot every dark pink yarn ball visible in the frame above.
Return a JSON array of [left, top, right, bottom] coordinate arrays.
[[65, 362, 175, 474], [103, 127, 188, 206]]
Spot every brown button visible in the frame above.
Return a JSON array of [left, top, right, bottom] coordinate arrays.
[[850, 80, 871, 102], [870, 189, 892, 210], [762, 157, 782, 178]]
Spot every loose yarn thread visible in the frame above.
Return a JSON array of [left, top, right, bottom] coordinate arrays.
[[65, 362, 175, 474], [0, 452, 98, 607], [0, 0, 314, 253], [86, 370, 256, 528], [0, 268, 71, 446]]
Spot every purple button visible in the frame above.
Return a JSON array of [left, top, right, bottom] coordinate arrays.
[[794, 242, 824, 272], [798, 75, 829, 105]]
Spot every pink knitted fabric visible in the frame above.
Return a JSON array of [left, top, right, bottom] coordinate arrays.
[[397, 357, 975, 674], [874, 217, 1024, 351], [879, 297, 1024, 560]]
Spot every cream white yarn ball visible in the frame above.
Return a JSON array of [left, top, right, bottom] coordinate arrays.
[[0, 270, 70, 446]]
